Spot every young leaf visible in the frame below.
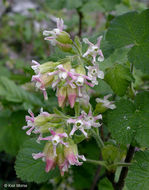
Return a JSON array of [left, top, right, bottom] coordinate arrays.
[[104, 64, 133, 96], [126, 151, 149, 190], [15, 138, 59, 183]]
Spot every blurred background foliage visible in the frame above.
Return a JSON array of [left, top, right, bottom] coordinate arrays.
[[0, 0, 148, 189]]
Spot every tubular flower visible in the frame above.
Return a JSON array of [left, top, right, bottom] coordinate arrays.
[[32, 142, 56, 173], [96, 94, 116, 110], [38, 128, 68, 157], [48, 62, 76, 89], [31, 61, 96, 108], [31, 58, 99, 107], [83, 36, 104, 64], [23, 109, 62, 135], [49, 63, 94, 90], [31, 60, 60, 99], [32, 141, 86, 176], [67, 110, 102, 137], [43, 18, 73, 51], [60, 143, 86, 175]]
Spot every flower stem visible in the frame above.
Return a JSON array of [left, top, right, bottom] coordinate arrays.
[[86, 159, 108, 168], [74, 102, 80, 116], [90, 129, 104, 148]]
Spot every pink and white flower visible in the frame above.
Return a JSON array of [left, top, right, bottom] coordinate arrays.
[[43, 18, 64, 46], [83, 36, 104, 64], [60, 144, 86, 175], [67, 110, 102, 137], [22, 109, 35, 135], [86, 64, 104, 85], [81, 110, 102, 129], [32, 143, 56, 173], [38, 129, 68, 156], [96, 94, 116, 110], [23, 108, 52, 135]]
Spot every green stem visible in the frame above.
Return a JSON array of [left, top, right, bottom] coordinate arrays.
[[86, 159, 108, 168], [86, 159, 131, 171], [73, 41, 82, 56], [90, 129, 104, 148], [74, 102, 80, 116], [111, 162, 131, 167]]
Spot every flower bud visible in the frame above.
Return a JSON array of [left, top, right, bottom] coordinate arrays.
[[64, 142, 86, 166], [67, 86, 77, 108], [57, 86, 67, 108], [57, 146, 66, 176], [43, 142, 56, 173]]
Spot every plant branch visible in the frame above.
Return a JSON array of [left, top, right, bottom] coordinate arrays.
[[90, 165, 102, 190], [76, 7, 83, 38], [116, 144, 135, 190], [106, 171, 117, 189], [90, 154, 103, 190]]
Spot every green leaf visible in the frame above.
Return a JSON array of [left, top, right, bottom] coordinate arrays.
[[107, 92, 149, 146], [0, 77, 42, 107], [102, 145, 120, 164], [15, 138, 59, 183], [104, 64, 133, 96], [126, 151, 149, 190], [133, 92, 149, 147], [106, 11, 139, 48], [99, 47, 129, 72], [128, 42, 149, 74], [98, 178, 114, 190], [106, 9, 149, 74], [73, 139, 100, 189], [107, 99, 136, 144], [100, 0, 121, 12], [0, 110, 29, 155]]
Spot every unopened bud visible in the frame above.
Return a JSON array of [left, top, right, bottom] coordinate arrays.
[[43, 142, 56, 173], [67, 86, 77, 108], [57, 87, 67, 107]]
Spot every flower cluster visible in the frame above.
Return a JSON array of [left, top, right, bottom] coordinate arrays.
[[23, 109, 86, 175], [23, 17, 116, 176]]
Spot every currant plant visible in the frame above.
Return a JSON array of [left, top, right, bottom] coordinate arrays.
[[15, 9, 149, 190]]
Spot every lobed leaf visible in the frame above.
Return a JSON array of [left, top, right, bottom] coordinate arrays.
[[15, 138, 59, 183], [126, 151, 149, 190]]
